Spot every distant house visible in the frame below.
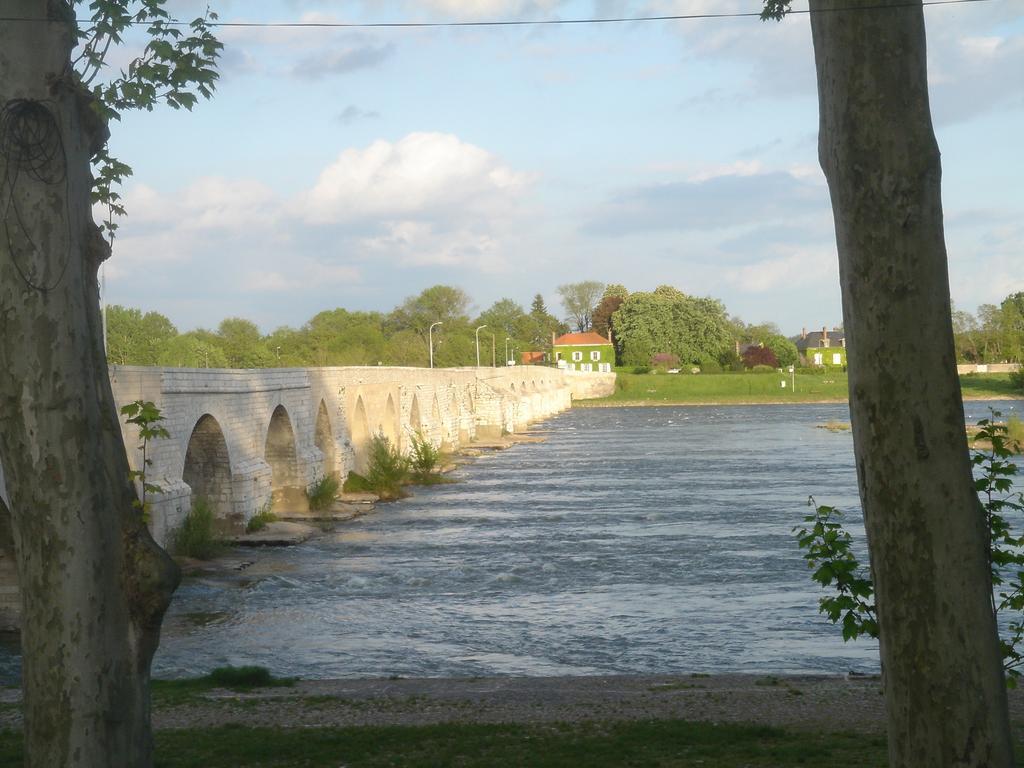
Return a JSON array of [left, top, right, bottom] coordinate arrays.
[[521, 350, 547, 366], [795, 326, 847, 367], [552, 331, 614, 373]]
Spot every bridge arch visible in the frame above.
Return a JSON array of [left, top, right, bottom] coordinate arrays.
[[351, 396, 371, 472], [314, 399, 335, 475], [265, 405, 304, 510], [183, 414, 235, 524], [382, 394, 399, 447], [410, 393, 422, 431]]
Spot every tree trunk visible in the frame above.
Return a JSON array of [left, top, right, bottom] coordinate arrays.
[[0, 2, 179, 766], [808, 1, 1013, 764]]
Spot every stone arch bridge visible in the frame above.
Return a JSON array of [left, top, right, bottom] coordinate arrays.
[[0, 365, 614, 628]]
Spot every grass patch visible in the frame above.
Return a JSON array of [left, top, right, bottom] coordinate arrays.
[[960, 373, 1023, 400], [0, 719, 893, 767], [589, 372, 850, 405], [586, 371, 1024, 406], [306, 473, 340, 511], [245, 502, 277, 533], [150, 666, 295, 707], [174, 498, 221, 560]]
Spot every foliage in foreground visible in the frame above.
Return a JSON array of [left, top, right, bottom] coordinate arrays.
[[0, 720, 892, 768], [307, 474, 341, 510], [174, 498, 220, 560], [796, 413, 1024, 683]]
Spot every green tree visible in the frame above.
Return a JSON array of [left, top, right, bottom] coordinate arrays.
[[216, 317, 271, 368], [763, 334, 798, 368], [301, 309, 387, 366], [157, 331, 228, 368], [557, 280, 604, 332], [477, 298, 529, 340], [105, 304, 177, 365], [387, 284, 472, 336], [0, 3, 221, 764], [525, 293, 565, 350], [764, 0, 1012, 762], [612, 287, 732, 367]]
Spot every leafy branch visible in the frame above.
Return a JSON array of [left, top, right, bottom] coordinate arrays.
[[120, 399, 170, 521], [796, 411, 1024, 685], [71, 1, 223, 238]]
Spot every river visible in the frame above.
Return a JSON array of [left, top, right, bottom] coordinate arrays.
[[3, 401, 1022, 682]]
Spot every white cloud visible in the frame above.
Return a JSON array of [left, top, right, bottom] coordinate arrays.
[[299, 132, 533, 224], [105, 132, 533, 311]]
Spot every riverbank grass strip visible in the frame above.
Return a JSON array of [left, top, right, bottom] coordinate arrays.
[[584, 371, 1022, 406], [0, 720, 891, 767]]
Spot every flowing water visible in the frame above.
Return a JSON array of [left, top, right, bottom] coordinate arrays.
[[4, 401, 1022, 682]]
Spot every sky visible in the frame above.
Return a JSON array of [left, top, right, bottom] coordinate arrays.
[[98, 0, 1024, 336]]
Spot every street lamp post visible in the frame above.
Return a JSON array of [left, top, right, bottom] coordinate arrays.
[[475, 325, 488, 367], [491, 334, 496, 367], [429, 321, 443, 369], [505, 337, 511, 366]]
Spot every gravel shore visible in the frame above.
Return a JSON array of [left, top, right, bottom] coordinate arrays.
[[135, 673, 1024, 735]]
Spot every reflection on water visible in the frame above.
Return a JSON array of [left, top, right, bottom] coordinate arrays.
[[3, 401, 1021, 683]]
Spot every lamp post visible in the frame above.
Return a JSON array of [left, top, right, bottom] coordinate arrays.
[[505, 337, 511, 366], [789, 365, 795, 393], [491, 334, 496, 367], [475, 324, 487, 367], [429, 321, 443, 369]]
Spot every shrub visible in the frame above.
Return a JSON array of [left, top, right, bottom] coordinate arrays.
[[409, 432, 441, 480], [364, 434, 410, 500], [245, 501, 276, 533], [342, 471, 371, 494], [742, 345, 779, 369], [306, 473, 340, 511], [175, 498, 220, 560], [632, 365, 651, 375], [699, 358, 723, 374], [749, 364, 777, 374], [205, 666, 294, 690], [1010, 370, 1024, 391]]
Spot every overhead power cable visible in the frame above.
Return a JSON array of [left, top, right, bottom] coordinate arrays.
[[0, 0, 998, 30]]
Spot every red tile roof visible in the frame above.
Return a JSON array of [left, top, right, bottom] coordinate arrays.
[[553, 332, 613, 346]]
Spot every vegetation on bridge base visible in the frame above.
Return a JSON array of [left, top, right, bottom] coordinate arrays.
[[344, 434, 454, 501], [306, 474, 341, 511], [174, 499, 221, 560]]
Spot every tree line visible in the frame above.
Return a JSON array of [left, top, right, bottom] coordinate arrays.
[[107, 281, 801, 370]]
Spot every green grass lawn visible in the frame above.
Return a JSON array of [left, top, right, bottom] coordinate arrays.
[[581, 372, 1023, 406], [0, 720, 890, 767]]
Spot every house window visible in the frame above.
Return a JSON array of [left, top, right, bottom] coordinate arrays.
[[572, 351, 583, 362], [590, 350, 601, 361], [832, 353, 842, 365], [813, 353, 823, 365], [582, 363, 593, 372], [555, 351, 563, 360]]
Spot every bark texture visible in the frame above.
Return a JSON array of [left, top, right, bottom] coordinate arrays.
[[809, 1, 1013, 764], [0, 2, 179, 766]]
